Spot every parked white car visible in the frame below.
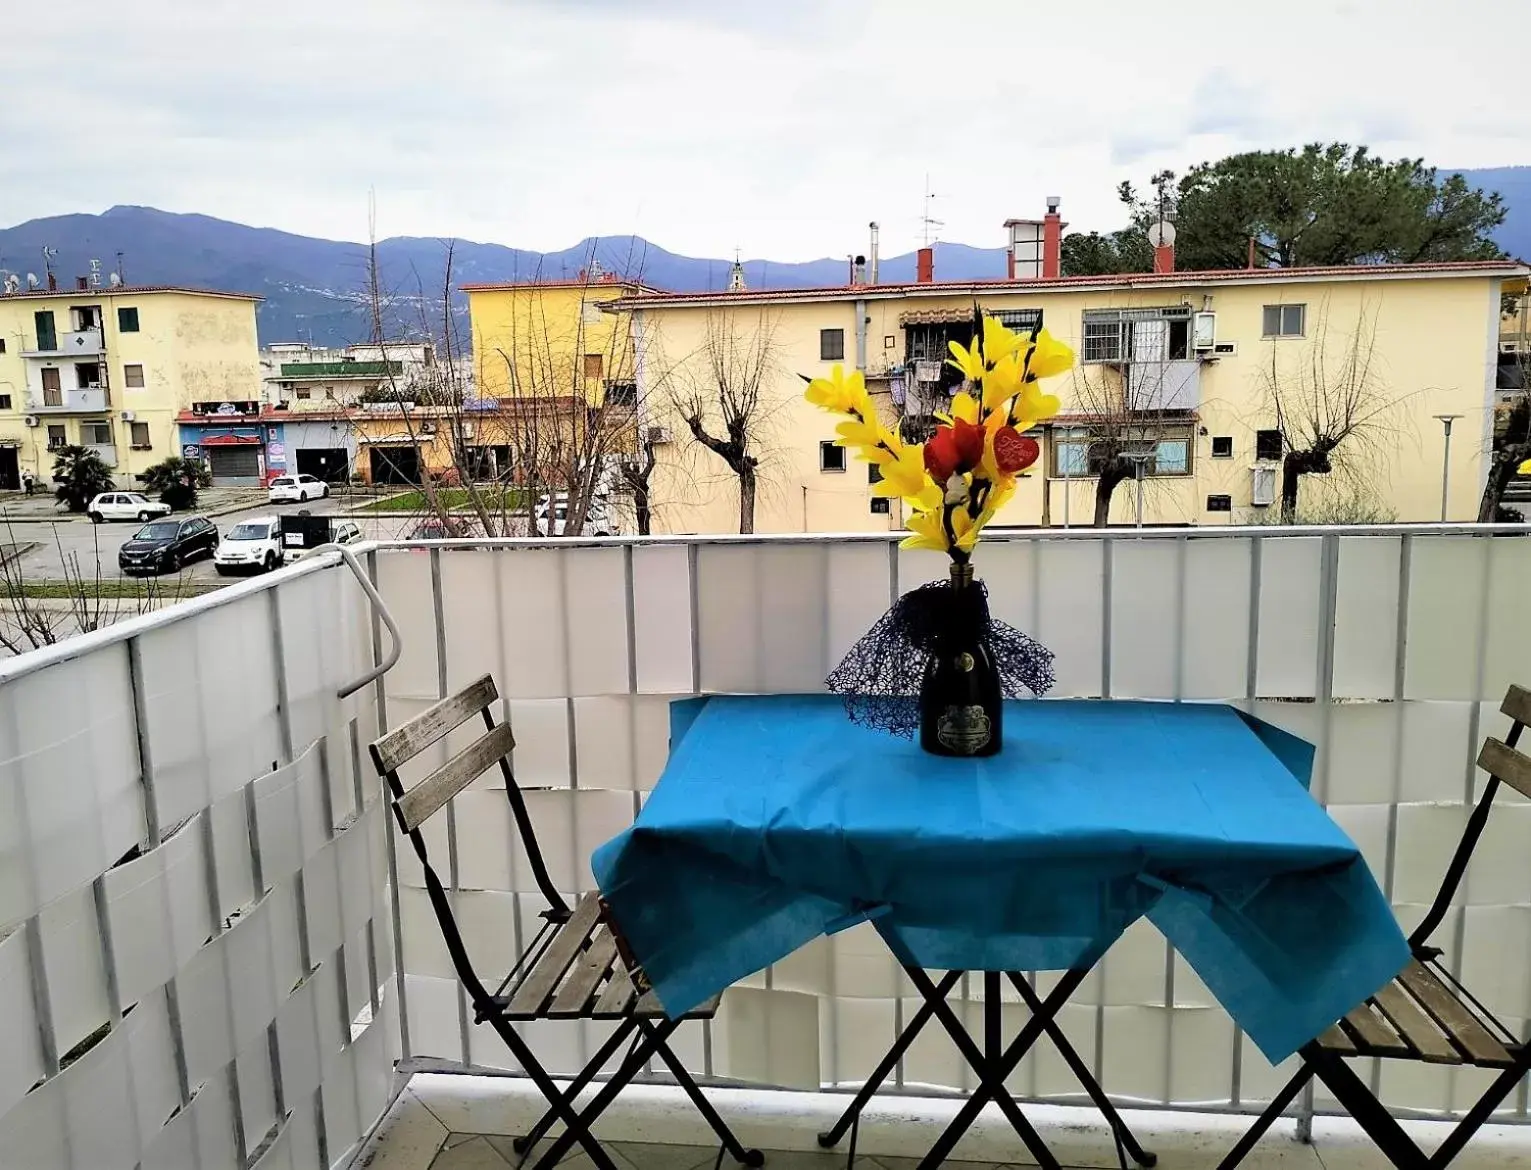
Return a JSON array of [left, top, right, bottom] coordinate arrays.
[[87, 492, 172, 524], [535, 492, 613, 536], [214, 516, 285, 575], [268, 474, 329, 503]]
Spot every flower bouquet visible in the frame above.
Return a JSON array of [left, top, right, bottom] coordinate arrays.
[[804, 311, 1075, 756]]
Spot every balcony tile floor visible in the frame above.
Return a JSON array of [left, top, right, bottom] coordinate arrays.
[[360, 1073, 1531, 1170]]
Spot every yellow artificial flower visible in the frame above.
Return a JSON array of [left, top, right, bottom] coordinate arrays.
[[951, 507, 980, 552], [939, 390, 981, 425], [805, 365, 871, 416], [1022, 329, 1074, 381], [1012, 381, 1062, 431], [981, 316, 1024, 366], [982, 351, 1023, 413], [946, 338, 986, 383], [833, 417, 890, 452], [873, 443, 943, 511], [1520, 458, 1531, 475], [901, 507, 951, 552]]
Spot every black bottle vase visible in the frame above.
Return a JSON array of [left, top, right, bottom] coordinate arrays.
[[918, 562, 1003, 757]]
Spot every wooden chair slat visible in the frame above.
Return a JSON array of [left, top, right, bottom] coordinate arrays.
[[1478, 738, 1531, 802], [397, 721, 516, 833], [1373, 982, 1460, 1063], [1318, 1024, 1357, 1055], [593, 963, 637, 1016], [550, 929, 619, 1016], [1397, 961, 1513, 1067], [1341, 1002, 1412, 1057], [634, 986, 666, 1017], [372, 674, 498, 773], [1503, 684, 1531, 729], [508, 893, 603, 1015]]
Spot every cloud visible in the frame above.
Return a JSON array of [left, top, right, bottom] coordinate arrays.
[[1, 0, 1528, 259]]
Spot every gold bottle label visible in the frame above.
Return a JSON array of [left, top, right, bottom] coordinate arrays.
[[936, 704, 992, 754]]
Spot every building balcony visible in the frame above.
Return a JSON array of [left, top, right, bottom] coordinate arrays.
[[27, 387, 110, 413], [84, 441, 117, 466], [0, 526, 1527, 1169], [21, 328, 104, 358]]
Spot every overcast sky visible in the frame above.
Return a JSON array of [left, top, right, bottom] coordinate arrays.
[[4, 0, 1528, 261]]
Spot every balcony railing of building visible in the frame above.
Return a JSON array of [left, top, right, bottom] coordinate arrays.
[[28, 388, 110, 414], [0, 524, 1528, 1169], [21, 329, 104, 358], [84, 442, 118, 466]]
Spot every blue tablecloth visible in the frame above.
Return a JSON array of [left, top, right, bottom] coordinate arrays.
[[592, 695, 1408, 1062]]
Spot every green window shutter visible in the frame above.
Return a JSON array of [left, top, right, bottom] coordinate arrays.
[[117, 307, 140, 332], [34, 311, 56, 351]]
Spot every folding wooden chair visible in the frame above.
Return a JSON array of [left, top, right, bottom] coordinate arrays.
[[1219, 683, 1531, 1170], [370, 674, 764, 1170]]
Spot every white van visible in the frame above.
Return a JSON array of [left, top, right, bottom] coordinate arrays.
[[535, 492, 613, 536], [214, 516, 285, 575]]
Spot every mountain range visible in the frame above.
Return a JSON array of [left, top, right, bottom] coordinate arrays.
[[3, 166, 1529, 348]]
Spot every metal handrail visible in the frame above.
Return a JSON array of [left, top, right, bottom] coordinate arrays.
[[309, 542, 403, 698]]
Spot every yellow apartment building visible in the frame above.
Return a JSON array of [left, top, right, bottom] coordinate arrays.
[[0, 283, 261, 489], [464, 277, 646, 409], [609, 259, 1528, 533]]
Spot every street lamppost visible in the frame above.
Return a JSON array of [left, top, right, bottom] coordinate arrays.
[[1433, 414, 1463, 522], [1127, 451, 1152, 528]]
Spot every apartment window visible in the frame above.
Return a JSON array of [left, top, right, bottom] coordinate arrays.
[[76, 362, 101, 389], [870, 497, 890, 514], [130, 421, 151, 449], [72, 306, 102, 332], [118, 306, 140, 332], [296, 388, 312, 400], [123, 363, 145, 388], [990, 308, 1043, 334], [1255, 429, 1284, 462], [820, 328, 845, 361], [1262, 304, 1306, 338], [82, 421, 113, 446], [583, 353, 604, 379], [47, 425, 66, 450], [868, 462, 883, 485], [0, 338, 6, 354], [1081, 306, 1192, 363], [604, 381, 637, 406], [1051, 423, 1195, 478], [0, 395, 10, 410], [41, 367, 62, 406], [1207, 494, 1233, 513], [1211, 435, 1234, 458], [820, 440, 846, 472], [34, 311, 56, 351]]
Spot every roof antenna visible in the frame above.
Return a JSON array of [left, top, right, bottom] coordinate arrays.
[[921, 175, 944, 248]]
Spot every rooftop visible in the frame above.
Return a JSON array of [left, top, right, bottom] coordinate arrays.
[[606, 260, 1531, 310], [0, 283, 263, 302]]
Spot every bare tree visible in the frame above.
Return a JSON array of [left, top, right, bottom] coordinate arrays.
[[668, 309, 780, 534], [1479, 393, 1530, 521], [1259, 302, 1402, 519]]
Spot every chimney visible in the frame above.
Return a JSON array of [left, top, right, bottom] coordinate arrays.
[[1154, 242, 1175, 274], [916, 246, 934, 284], [1247, 236, 1258, 269], [76, 275, 88, 290], [868, 222, 880, 284], [47, 273, 56, 291], [851, 254, 867, 286], [1042, 196, 1062, 279]]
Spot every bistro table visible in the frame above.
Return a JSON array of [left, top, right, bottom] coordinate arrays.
[[593, 695, 1410, 1169]]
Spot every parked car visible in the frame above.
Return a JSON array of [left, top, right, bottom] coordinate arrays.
[[405, 517, 475, 543], [268, 473, 330, 503], [118, 516, 219, 575], [535, 492, 612, 536], [214, 515, 285, 575], [88, 492, 172, 524], [280, 515, 363, 562]]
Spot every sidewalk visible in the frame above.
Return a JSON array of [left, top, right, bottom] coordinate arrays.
[[0, 486, 269, 523]]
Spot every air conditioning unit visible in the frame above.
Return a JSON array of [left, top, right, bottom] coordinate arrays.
[[120, 410, 136, 422], [1192, 311, 1217, 351], [645, 425, 672, 445], [419, 419, 437, 434], [1250, 465, 1277, 508], [23, 415, 38, 427]]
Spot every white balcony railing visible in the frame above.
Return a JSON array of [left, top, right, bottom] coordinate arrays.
[[22, 328, 104, 358], [0, 525, 1528, 1169], [28, 388, 109, 413]]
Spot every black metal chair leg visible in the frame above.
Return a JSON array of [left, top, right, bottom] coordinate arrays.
[[816, 969, 964, 1148], [512, 1019, 639, 1154], [1215, 1064, 1314, 1170], [526, 1019, 678, 1170], [1305, 1045, 1430, 1170], [480, 1012, 625, 1170], [639, 1019, 765, 1166], [1006, 972, 1157, 1167], [1430, 1055, 1531, 1168]]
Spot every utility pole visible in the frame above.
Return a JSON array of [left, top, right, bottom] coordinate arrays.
[[1434, 414, 1463, 522]]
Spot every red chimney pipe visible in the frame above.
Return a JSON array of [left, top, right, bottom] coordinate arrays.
[[916, 247, 934, 284], [1042, 198, 1062, 279], [1153, 243, 1175, 274], [76, 276, 88, 290]]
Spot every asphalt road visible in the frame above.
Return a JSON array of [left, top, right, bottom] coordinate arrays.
[[11, 495, 413, 583]]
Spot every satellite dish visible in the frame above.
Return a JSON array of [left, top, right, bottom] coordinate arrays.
[[109, 272, 122, 287], [1148, 220, 1177, 248], [26, 273, 38, 288]]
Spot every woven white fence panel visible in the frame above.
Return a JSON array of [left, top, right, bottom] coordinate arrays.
[[0, 561, 398, 1170], [377, 530, 1531, 1118]]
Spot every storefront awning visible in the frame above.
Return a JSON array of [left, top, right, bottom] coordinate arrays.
[[196, 433, 263, 446]]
